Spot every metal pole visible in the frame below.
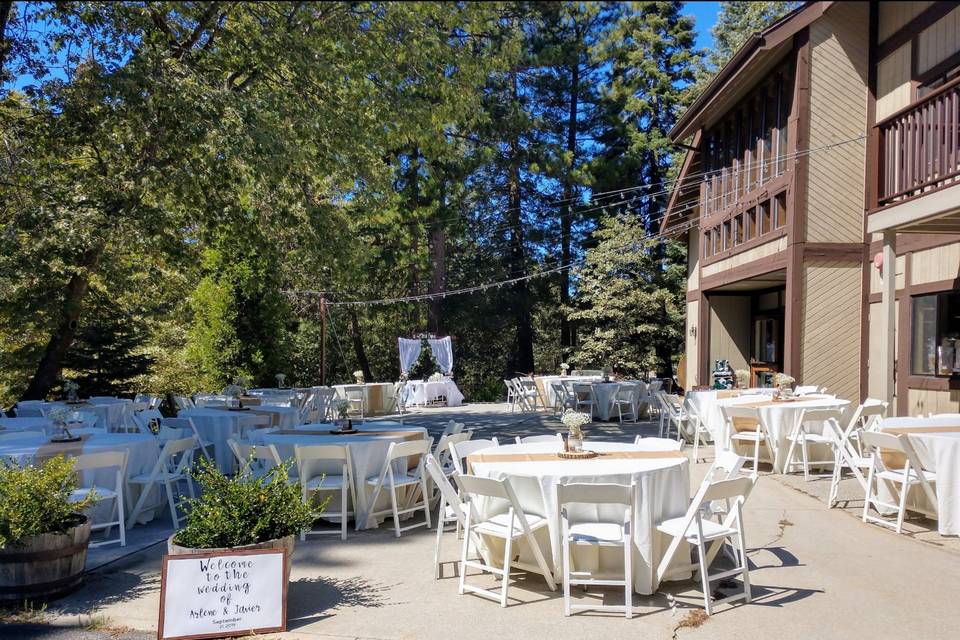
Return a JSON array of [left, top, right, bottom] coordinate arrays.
[[320, 296, 327, 386]]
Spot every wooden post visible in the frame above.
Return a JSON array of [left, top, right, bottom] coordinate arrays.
[[319, 297, 327, 386], [880, 231, 897, 414]]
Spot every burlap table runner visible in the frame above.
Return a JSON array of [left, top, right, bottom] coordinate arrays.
[[716, 390, 741, 399], [467, 449, 684, 473], [271, 429, 424, 440], [728, 395, 836, 432], [34, 433, 92, 465], [880, 425, 960, 468], [366, 385, 385, 415]]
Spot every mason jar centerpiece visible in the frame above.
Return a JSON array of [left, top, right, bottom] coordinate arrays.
[[561, 409, 590, 452], [275, 373, 287, 389], [734, 369, 750, 390], [773, 372, 796, 397], [63, 380, 80, 404], [560, 362, 570, 377], [223, 383, 243, 408]]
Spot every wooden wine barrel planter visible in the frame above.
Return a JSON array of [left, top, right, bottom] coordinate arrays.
[[168, 534, 295, 583], [0, 516, 91, 602]]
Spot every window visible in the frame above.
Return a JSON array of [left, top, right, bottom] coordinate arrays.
[[734, 214, 744, 245], [760, 200, 771, 235], [774, 192, 787, 229], [911, 292, 960, 376], [918, 63, 960, 99], [722, 220, 731, 251], [746, 207, 756, 241]]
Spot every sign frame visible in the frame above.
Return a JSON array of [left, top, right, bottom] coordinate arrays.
[[157, 547, 288, 640]]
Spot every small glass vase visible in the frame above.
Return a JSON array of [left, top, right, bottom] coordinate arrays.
[[568, 434, 583, 452]]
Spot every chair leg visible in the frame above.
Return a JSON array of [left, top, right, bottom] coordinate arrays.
[[501, 518, 514, 608], [697, 539, 712, 615], [752, 437, 761, 474], [623, 537, 633, 618], [421, 477, 432, 529], [126, 483, 154, 530], [116, 485, 126, 547], [862, 464, 876, 524], [736, 517, 751, 603], [434, 501, 445, 579], [340, 479, 348, 541], [389, 479, 401, 538], [562, 535, 571, 616], [164, 481, 179, 528], [800, 436, 810, 482], [458, 509, 472, 595], [895, 480, 909, 534]]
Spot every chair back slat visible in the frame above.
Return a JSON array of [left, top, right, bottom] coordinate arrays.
[[558, 482, 632, 506]]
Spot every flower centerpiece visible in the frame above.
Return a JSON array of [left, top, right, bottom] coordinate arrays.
[[63, 380, 79, 403], [560, 362, 569, 376], [734, 369, 750, 390], [275, 373, 287, 388], [601, 365, 613, 383], [45, 407, 78, 442], [773, 372, 796, 395], [223, 383, 243, 408], [335, 399, 350, 421], [428, 371, 444, 382], [0, 456, 98, 600], [561, 409, 591, 452], [353, 369, 365, 384], [168, 456, 318, 583]]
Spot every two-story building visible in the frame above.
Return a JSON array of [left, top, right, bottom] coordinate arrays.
[[664, 1, 960, 415]]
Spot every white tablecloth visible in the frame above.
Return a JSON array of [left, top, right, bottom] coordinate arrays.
[[407, 380, 464, 407], [590, 382, 643, 420], [687, 389, 776, 441], [178, 408, 266, 472], [16, 400, 129, 430], [249, 422, 429, 530], [714, 395, 850, 472], [0, 430, 164, 522], [878, 422, 960, 535], [0, 417, 52, 433], [468, 441, 690, 594], [535, 375, 600, 408]]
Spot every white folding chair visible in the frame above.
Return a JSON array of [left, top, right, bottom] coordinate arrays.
[[656, 476, 756, 615], [296, 444, 356, 541], [572, 383, 596, 417], [720, 406, 772, 475], [366, 439, 432, 537], [311, 388, 337, 422], [132, 409, 164, 434], [71, 451, 128, 547], [65, 410, 101, 432], [633, 436, 683, 451], [342, 385, 366, 419], [860, 431, 938, 534], [845, 400, 888, 456], [793, 385, 821, 396], [514, 434, 562, 445], [684, 397, 711, 462], [610, 383, 637, 423], [783, 408, 839, 481], [393, 381, 409, 415], [503, 379, 519, 411], [424, 454, 476, 579], [126, 436, 196, 529], [435, 431, 472, 477], [550, 381, 575, 415], [660, 394, 688, 441], [455, 474, 557, 606], [227, 438, 283, 480], [449, 438, 499, 475], [162, 416, 214, 463], [515, 379, 541, 412], [173, 395, 195, 410], [558, 482, 636, 618]]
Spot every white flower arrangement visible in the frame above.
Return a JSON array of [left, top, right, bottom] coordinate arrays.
[[275, 373, 286, 387], [63, 380, 79, 393], [773, 372, 796, 388], [223, 384, 243, 398], [734, 369, 750, 388], [47, 407, 69, 424], [428, 372, 444, 382], [353, 369, 364, 383], [560, 362, 569, 371], [561, 409, 590, 439]]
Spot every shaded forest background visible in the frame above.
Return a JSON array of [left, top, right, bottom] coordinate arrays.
[[0, 1, 795, 404]]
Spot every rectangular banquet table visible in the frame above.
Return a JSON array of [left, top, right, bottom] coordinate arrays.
[[466, 441, 691, 594], [250, 422, 429, 530]]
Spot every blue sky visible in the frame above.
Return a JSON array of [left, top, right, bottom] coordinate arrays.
[[685, 1, 721, 50]]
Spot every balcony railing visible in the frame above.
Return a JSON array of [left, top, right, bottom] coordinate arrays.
[[876, 76, 960, 208]]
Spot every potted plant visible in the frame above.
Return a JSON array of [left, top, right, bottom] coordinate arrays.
[[0, 456, 98, 602], [168, 456, 318, 583]]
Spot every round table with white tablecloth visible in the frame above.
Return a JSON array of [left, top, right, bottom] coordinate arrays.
[[878, 420, 960, 535], [249, 422, 429, 530], [714, 394, 850, 472], [0, 417, 52, 433], [535, 375, 600, 409], [15, 399, 130, 430], [686, 389, 776, 441], [0, 429, 165, 523], [177, 407, 268, 472], [466, 441, 691, 594]]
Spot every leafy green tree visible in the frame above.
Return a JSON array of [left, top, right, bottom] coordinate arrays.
[[702, 1, 798, 81]]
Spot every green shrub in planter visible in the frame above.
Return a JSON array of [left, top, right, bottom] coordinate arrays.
[[0, 456, 98, 547], [173, 455, 318, 549]]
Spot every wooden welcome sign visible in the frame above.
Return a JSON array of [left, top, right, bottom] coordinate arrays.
[[158, 548, 287, 640]]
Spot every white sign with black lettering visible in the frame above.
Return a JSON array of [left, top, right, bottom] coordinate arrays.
[[158, 548, 286, 640]]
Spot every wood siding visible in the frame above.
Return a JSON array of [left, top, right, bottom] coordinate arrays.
[[686, 300, 700, 388], [869, 253, 905, 294], [800, 260, 862, 401], [876, 43, 911, 120], [910, 242, 960, 285], [878, 1, 932, 43], [701, 236, 787, 279], [916, 5, 960, 74], [906, 387, 960, 415], [867, 299, 900, 403], [708, 295, 751, 373], [806, 2, 869, 244]]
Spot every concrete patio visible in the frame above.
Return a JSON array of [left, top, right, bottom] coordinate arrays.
[[4, 403, 960, 640]]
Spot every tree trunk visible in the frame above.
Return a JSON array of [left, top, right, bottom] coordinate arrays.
[[22, 248, 102, 400], [560, 58, 580, 353], [507, 73, 535, 376], [0, 1, 13, 78], [347, 308, 373, 382], [427, 224, 446, 335]]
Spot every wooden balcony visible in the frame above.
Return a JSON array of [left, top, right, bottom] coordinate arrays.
[[875, 77, 960, 209]]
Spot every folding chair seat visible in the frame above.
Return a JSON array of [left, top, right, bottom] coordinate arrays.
[[559, 482, 635, 618], [455, 474, 556, 607]]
